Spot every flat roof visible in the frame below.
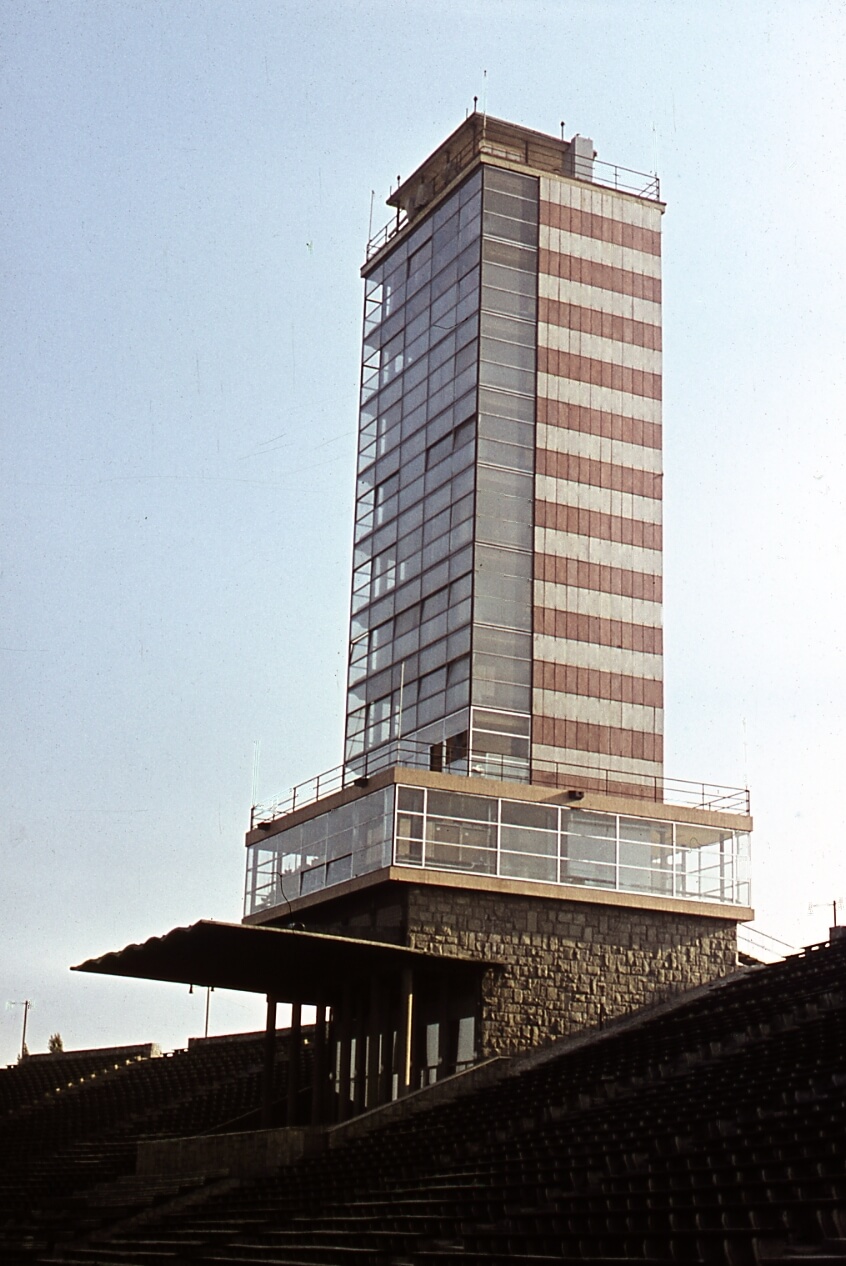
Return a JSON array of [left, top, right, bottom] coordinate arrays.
[[72, 919, 492, 1003], [248, 765, 753, 848]]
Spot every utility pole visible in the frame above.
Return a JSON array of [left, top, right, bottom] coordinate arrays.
[[809, 900, 843, 936], [8, 1000, 31, 1060]]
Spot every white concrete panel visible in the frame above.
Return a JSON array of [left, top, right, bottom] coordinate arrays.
[[539, 225, 662, 278], [537, 274, 662, 327], [533, 636, 663, 680], [533, 690, 663, 735], [537, 424, 663, 474], [540, 176, 662, 231], [532, 527, 663, 575], [537, 374, 662, 424], [536, 581, 661, 628], [531, 742, 663, 778], [536, 476, 662, 525], [540, 325, 662, 376]]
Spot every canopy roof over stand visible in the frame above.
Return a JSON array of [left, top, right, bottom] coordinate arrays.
[[72, 920, 496, 1127], [71, 918, 490, 1002]]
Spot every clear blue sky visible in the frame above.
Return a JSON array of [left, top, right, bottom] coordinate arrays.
[[2, 0, 846, 1064]]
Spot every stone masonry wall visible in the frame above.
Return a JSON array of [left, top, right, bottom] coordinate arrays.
[[405, 887, 738, 1056], [286, 879, 739, 1057]]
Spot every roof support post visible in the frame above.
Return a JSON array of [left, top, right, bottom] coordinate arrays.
[[311, 1002, 328, 1125], [437, 976, 451, 1081], [336, 985, 353, 1122], [262, 994, 278, 1129], [366, 977, 382, 1110], [287, 1000, 302, 1126], [397, 967, 414, 1097], [353, 988, 368, 1116], [379, 998, 393, 1106]]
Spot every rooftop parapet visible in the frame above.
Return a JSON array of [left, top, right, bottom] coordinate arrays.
[[366, 113, 661, 263]]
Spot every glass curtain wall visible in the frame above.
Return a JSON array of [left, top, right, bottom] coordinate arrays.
[[345, 163, 540, 783], [470, 167, 539, 781], [244, 786, 396, 914], [394, 787, 751, 906], [346, 171, 483, 773], [243, 785, 751, 916]]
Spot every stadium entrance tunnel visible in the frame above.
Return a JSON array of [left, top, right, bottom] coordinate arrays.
[[72, 919, 493, 1128]]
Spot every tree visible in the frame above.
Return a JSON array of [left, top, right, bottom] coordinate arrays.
[[48, 1033, 63, 1053]]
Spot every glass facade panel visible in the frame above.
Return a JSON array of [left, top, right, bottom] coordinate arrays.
[[244, 786, 395, 913], [346, 159, 543, 782], [345, 168, 482, 774], [469, 166, 538, 782], [244, 786, 750, 916]]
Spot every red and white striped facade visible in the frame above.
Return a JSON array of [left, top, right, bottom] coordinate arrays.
[[532, 174, 664, 782]]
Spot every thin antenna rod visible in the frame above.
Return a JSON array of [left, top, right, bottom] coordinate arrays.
[[368, 190, 375, 242], [251, 740, 261, 803], [250, 740, 261, 828], [482, 70, 487, 135]]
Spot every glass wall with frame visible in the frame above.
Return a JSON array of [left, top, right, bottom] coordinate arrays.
[[470, 166, 539, 782], [244, 784, 750, 917], [347, 170, 483, 774], [393, 787, 751, 906], [244, 786, 395, 915]]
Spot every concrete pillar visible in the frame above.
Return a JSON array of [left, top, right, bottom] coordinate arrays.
[[311, 1003, 327, 1125], [397, 968, 414, 1097], [336, 986, 353, 1122], [287, 1001, 302, 1126], [366, 978, 382, 1109], [353, 991, 368, 1115], [261, 995, 278, 1129]]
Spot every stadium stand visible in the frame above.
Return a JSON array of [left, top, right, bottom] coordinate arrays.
[[0, 933, 843, 1264], [0, 1030, 310, 1263]]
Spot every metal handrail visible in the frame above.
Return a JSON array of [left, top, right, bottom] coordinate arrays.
[[365, 151, 660, 262], [250, 742, 749, 829]]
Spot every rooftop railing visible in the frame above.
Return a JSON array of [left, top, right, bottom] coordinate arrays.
[[250, 740, 750, 830], [365, 149, 660, 262]]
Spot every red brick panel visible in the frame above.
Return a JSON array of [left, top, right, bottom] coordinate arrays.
[[538, 248, 662, 304], [537, 449, 662, 501], [534, 606, 663, 655], [537, 347, 661, 401], [535, 660, 663, 708], [534, 713, 664, 763], [536, 499, 663, 552], [535, 553, 662, 603], [540, 201, 661, 258], [537, 399, 661, 450], [539, 297, 661, 351]]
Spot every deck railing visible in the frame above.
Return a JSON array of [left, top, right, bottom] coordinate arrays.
[[250, 741, 749, 829]]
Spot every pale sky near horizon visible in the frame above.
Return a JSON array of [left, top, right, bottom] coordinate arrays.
[[3, 0, 846, 1066]]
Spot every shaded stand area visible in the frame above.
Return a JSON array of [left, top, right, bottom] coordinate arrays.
[[73, 920, 490, 1128]]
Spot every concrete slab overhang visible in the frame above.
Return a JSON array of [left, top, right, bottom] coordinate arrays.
[[71, 919, 495, 1005]]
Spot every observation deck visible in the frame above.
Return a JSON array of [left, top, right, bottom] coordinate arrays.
[[244, 751, 752, 925]]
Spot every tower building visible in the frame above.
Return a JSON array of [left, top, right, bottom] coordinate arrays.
[[346, 116, 663, 791], [243, 115, 752, 1064], [69, 114, 754, 1130]]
